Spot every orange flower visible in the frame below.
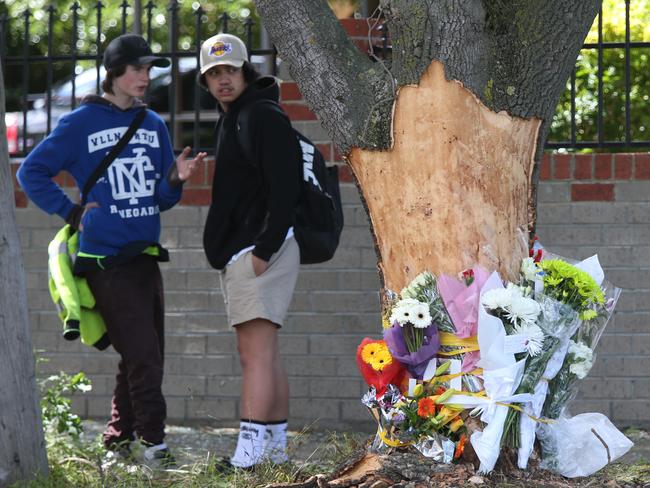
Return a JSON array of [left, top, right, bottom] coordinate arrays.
[[454, 433, 467, 460], [417, 397, 436, 417]]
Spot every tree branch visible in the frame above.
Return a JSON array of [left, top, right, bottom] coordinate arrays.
[[254, 0, 394, 152]]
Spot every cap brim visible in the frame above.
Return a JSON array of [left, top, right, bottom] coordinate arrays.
[[138, 55, 171, 68], [200, 59, 245, 74]]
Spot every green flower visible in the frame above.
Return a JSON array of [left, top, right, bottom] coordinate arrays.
[[539, 259, 604, 320]]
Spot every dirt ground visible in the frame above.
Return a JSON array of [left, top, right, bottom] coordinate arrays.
[[81, 420, 650, 486]]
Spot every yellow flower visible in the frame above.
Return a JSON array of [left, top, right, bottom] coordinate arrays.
[[361, 341, 393, 371], [382, 316, 392, 329]]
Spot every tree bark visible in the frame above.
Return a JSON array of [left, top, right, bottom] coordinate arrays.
[[255, 0, 599, 299], [0, 64, 48, 487]]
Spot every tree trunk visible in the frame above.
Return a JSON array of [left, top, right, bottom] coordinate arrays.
[[0, 64, 49, 487], [255, 0, 599, 299]]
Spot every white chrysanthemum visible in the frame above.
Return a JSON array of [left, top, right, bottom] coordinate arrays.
[[521, 257, 539, 282], [506, 294, 541, 326], [512, 322, 545, 356], [507, 281, 533, 298], [569, 340, 593, 362], [569, 359, 593, 379], [389, 298, 432, 328], [400, 271, 434, 299], [481, 288, 513, 310]]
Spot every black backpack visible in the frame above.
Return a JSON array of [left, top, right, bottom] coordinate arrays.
[[235, 99, 344, 264]]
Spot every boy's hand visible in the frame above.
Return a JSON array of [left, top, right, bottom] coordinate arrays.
[[176, 146, 207, 182]]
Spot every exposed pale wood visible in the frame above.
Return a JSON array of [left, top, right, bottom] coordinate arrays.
[[348, 60, 541, 293]]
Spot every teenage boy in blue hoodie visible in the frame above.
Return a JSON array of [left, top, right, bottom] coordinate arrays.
[[17, 34, 206, 467]]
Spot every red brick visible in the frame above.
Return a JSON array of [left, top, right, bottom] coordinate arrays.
[[614, 154, 633, 179], [316, 143, 332, 161], [539, 154, 551, 180], [180, 188, 211, 206], [554, 154, 571, 179], [340, 18, 369, 37], [206, 157, 216, 183], [343, 19, 384, 39], [14, 191, 28, 208], [333, 145, 345, 162], [338, 165, 354, 183], [185, 163, 207, 187], [571, 183, 614, 201], [281, 103, 317, 121], [354, 38, 371, 54], [574, 154, 593, 179], [10, 163, 20, 189], [635, 154, 650, 179], [52, 173, 66, 186], [280, 82, 302, 101], [594, 154, 612, 179]]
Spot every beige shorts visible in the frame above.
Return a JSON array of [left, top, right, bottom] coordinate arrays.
[[220, 237, 300, 327]]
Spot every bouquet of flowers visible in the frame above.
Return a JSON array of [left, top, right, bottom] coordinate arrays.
[[542, 278, 620, 419], [353, 247, 627, 476]]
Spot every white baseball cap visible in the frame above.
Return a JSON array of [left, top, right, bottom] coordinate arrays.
[[200, 33, 248, 74]]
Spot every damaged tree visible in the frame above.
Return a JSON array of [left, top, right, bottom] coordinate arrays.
[[254, 0, 599, 294], [0, 65, 48, 486]]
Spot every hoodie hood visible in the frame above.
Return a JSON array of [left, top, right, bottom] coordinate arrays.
[[81, 94, 147, 111], [227, 76, 280, 114]]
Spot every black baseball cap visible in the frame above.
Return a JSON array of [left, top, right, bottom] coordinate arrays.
[[103, 34, 170, 70]]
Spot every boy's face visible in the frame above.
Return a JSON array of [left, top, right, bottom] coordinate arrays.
[[113, 63, 152, 99], [204, 65, 247, 111]]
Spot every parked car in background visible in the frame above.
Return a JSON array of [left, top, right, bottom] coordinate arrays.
[[5, 55, 264, 155]]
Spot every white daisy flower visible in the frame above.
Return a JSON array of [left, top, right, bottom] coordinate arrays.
[[512, 322, 545, 356], [389, 298, 432, 328]]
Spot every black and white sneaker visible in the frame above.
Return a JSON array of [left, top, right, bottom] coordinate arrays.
[[142, 443, 177, 470]]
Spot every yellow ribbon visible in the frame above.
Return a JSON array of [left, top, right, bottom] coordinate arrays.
[[439, 332, 479, 349], [444, 390, 555, 425], [435, 368, 483, 383], [438, 332, 480, 356], [378, 428, 412, 447]]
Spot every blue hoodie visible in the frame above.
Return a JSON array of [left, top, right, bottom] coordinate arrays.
[[17, 97, 181, 257]]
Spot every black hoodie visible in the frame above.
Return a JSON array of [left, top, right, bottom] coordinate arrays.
[[203, 76, 301, 269]]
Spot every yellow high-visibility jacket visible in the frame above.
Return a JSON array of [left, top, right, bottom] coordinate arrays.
[[48, 225, 110, 350]]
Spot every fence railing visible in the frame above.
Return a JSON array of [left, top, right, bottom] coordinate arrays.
[[0, 1, 275, 155], [546, 1, 650, 150], [2, 1, 648, 156]]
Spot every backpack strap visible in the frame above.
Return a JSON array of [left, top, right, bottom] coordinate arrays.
[[235, 99, 287, 165], [81, 108, 146, 205]]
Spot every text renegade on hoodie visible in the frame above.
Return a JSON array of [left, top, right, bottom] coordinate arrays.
[[17, 96, 181, 257]]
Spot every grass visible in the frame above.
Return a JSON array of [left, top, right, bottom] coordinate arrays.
[[10, 426, 367, 488]]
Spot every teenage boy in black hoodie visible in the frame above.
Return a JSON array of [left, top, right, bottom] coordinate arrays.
[[199, 33, 301, 469]]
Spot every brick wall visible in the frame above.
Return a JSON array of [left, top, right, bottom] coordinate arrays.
[[9, 19, 650, 429], [536, 152, 650, 427]]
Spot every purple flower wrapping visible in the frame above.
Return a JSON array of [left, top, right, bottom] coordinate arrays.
[[383, 323, 441, 379]]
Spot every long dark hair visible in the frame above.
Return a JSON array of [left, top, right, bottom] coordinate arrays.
[[102, 65, 127, 94]]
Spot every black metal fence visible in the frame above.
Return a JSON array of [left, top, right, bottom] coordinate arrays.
[[546, 1, 650, 150], [1, 1, 648, 156], [0, 1, 275, 155]]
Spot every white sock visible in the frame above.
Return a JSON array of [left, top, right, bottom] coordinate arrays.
[[264, 420, 288, 464], [230, 420, 267, 468]]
